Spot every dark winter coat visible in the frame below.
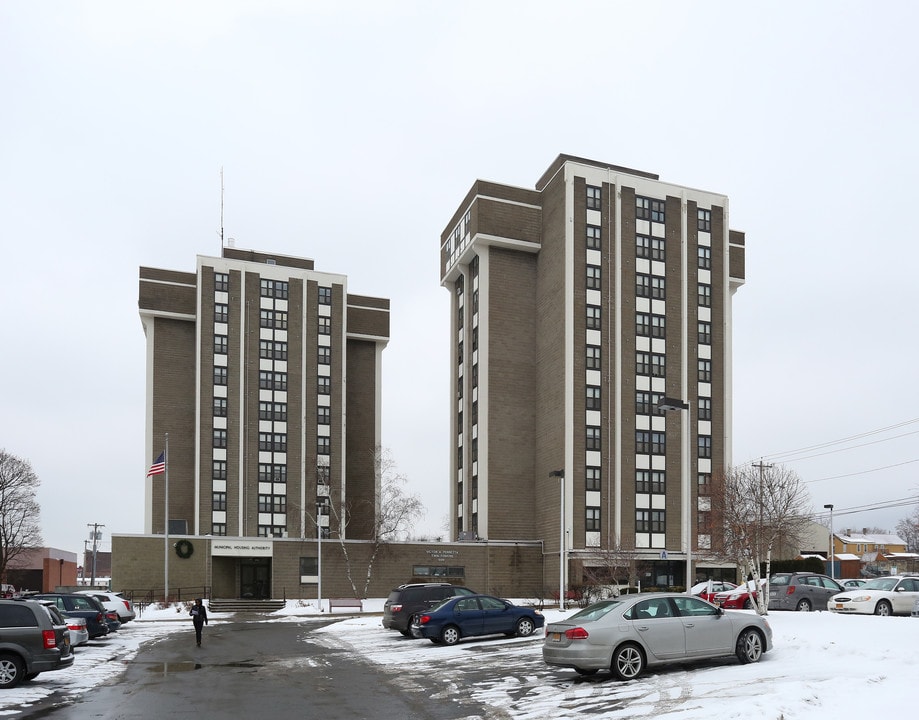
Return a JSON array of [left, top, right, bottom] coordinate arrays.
[[190, 603, 208, 627]]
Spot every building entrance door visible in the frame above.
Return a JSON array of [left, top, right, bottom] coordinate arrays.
[[239, 558, 271, 599]]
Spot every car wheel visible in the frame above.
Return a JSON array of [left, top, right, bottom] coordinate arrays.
[[735, 628, 764, 664], [796, 598, 812, 612], [440, 625, 461, 646], [399, 629, 412, 637], [611, 643, 645, 680], [515, 617, 536, 637], [0, 653, 24, 689], [874, 600, 892, 616], [574, 667, 599, 676]]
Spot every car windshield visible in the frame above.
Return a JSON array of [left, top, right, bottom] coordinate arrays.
[[566, 600, 623, 622], [861, 577, 899, 591]]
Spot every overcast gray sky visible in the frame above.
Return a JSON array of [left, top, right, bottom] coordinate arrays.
[[2, 1, 917, 559]]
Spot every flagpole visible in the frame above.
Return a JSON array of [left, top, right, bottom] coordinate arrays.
[[164, 433, 169, 604]]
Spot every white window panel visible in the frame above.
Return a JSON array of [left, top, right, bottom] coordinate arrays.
[[586, 451, 602, 466], [214, 416, 227, 430], [586, 209, 602, 225], [586, 532, 601, 547], [213, 480, 226, 492], [635, 415, 650, 431], [651, 455, 666, 471], [650, 222, 665, 238], [635, 258, 650, 274], [319, 304, 332, 317], [698, 306, 711, 322], [698, 496, 712, 511], [636, 219, 650, 235], [212, 511, 226, 523], [586, 410, 601, 426], [652, 495, 666, 510], [213, 448, 227, 461], [214, 385, 228, 398], [651, 532, 665, 547], [698, 231, 711, 247], [698, 458, 712, 473], [586, 289, 602, 306], [587, 249, 602, 266], [636, 534, 650, 549], [635, 493, 651, 509], [698, 268, 711, 283], [586, 491, 601, 506]]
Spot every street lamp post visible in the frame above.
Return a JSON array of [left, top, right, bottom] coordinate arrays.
[[657, 397, 692, 592], [824, 504, 835, 579], [549, 469, 566, 611]]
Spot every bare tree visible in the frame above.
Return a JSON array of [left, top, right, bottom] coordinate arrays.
[[711, 464, 812, 614], [896, 507, 919, 552], [579, 539, 646, 596], [0, 451, 43, 579], [325, 447, 424, 598]]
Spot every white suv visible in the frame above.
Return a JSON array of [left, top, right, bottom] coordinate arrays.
[[829, 575, 919, 616], [77, 590, 136, 623]]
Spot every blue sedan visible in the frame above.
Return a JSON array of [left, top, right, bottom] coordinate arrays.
[[410, 594, 544, 645]]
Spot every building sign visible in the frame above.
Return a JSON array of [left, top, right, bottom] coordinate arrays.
[[210, 540, 273, 558], [426, 549, 459, 559]]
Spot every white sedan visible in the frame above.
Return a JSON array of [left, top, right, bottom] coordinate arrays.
[[828, 575, 919, 616]]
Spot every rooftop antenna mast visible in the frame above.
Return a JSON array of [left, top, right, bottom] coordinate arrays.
[[219, 167, 225, 253]]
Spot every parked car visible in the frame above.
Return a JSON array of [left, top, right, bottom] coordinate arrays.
[[32, 593, 110, 639], [0, 598, 74, 688], [0, 585, 16, 599], [829, 575, 919, 616], [37, 601, 88, 648], [840, 578, 866, 590], [691, 581, 738, 603], [768, 572, 844, 612], [102, 609, 121, 633], [76, 591, 136, 623], [912, 596, 919, 618], [410, 594, 543, 645], [382, 583, 477, 636], [713, 579, 762, 609], [543, 593, 772, 680]]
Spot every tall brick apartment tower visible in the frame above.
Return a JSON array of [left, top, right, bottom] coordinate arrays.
[[440, 154, 745, 588], [139, 246, 390, 544]]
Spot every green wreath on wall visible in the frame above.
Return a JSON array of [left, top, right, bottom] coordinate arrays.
[[175, 539, 194, 559]]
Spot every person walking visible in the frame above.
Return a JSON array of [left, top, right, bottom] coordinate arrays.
[[190, 598, 208, 646]]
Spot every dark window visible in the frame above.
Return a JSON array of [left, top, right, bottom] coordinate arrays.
[[586, 185, 602, 210], [698, 283, 712, 307], [586, 225, 601, 250], [698, 435, 712, 458], [214, 273, 229, 292], [259, 371, 287, 391], [636, 274, 665, 299], [214, 334, 228, 354], [586, 508, 601, 532], [636, 390, 664, 415], [698, 208, 712, 232], [318, 436, 330, 455], [586, 385, 601, 410], [636, 234, 665, 261], [212, 460, 226, 481], [213, 397, 227, 417], [698, 321, 711, 345], [213, 429, 227, 449], [636, 313, 665, 338], [586, 466, 601, 491], [587, 305, 601, 330], [586, 426, 601, 451], [586, 345, 601, 370], [587, 265, 601, 290], [698, 359, 712, 383], [260, 279, 288, 299], [636, 430, 665, 455], [214, 366, 228, 386], [259, 402, 287, 422], [258, 464, 287, 483], [211, 523, 227, 536], [698, 246, 711, 270], [318, 287, 332, 305], [260, 309, 288, 330], [214, 303, 228, 323], [636, 470, 665, 494], [317, 406, 330, 425], [318, 346, 331, 365], [318, 377, 331, 395], [258, 432, 286, 452], [636, 196, 665, 222], [300, 557, 318, 576], [698, 397, 712, 421], [259, 340, 287, 361], [318, 316, 331, 335], [212, 492, 227, 511], [698, 472, 711, 495]]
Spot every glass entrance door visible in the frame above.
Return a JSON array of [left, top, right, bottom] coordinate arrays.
[[239, 558, 271, 599]]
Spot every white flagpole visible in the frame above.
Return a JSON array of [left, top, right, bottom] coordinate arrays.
[[164, 433, 169, 604]]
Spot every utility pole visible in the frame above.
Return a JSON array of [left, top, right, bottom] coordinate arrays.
[[87, 523, 105, 587]]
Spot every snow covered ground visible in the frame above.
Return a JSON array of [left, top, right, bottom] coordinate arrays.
[[0, 599, 915, 718]]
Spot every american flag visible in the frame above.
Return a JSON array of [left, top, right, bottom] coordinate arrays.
[[146, 451, 166, 477]]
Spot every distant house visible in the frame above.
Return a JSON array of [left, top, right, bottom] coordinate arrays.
[[833, 530, 917, 576]]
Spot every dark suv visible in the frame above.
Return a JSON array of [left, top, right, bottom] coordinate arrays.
[[768, 572, 844, 611], [0, 599, 74, 688], [33, 593, 110, 639], [382, 583, 476, 636]]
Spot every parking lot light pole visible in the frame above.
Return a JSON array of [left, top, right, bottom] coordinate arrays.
[[549, 469, 566, 611], [657, 397, 692, 593], [824, 504, 835, 579]]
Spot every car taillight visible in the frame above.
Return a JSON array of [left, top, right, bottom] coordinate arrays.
[[391, 604, 402, 612], [418, 614, 431, 625], [42, 630, 56, 649], [96, 613, 105, 622], [122, 600, 131, 611], [565, 627, 589, 640], [786, 586, 796, 595]]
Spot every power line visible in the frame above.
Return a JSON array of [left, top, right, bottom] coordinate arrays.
[[804, 458, 919, 484]]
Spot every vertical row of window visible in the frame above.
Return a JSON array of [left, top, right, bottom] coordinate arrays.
[[256, 277, 291, 540], [697, 207, 713, 546], [212, 272, 231, 536], [584, 187, 603, 536], [315, 285, 333, 541]]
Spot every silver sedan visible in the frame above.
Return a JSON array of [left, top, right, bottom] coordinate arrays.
[[543, 592, 772, 680]]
